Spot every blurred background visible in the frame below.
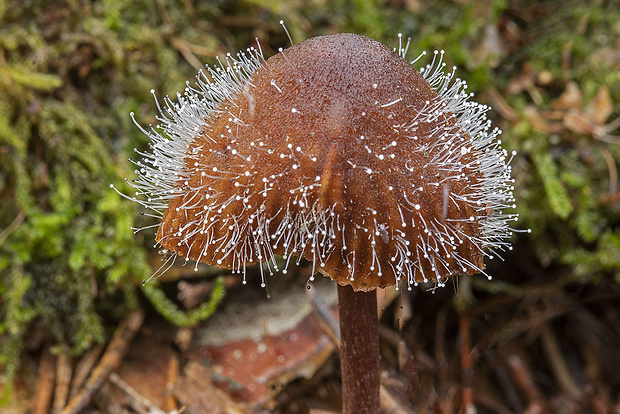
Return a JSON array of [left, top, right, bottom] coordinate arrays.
[[1, 0, 619, 413]]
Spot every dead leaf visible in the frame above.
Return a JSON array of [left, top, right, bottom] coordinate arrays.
[[186, 279, 338, 405], [487, 87, 519, 121], [524, 106, 563, 134], [563, 111, 594, 135], [551, 81, 582, 111], [176, 361, 247, 414], [585, 85, 613, 125], [507, 64, 535, 96]]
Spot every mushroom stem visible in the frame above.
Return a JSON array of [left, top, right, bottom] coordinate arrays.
[[337, 284, 380, 413]]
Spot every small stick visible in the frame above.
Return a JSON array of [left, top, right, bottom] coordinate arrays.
[[170, 37, 203, 71], [378, 325, 413, 372], [33, 344, 55, 414], [459, 313, 474, 414], [473, 391, 514, 414], [433, 399, 447, 414], [539, 324, 580, 398], [590, 393, 610, 414], [166, 327, 193, 412], [380, 384, 409, 414], [0, 210, 25, 245], [166, 352, 180, 412], [52, 351, 72, 412], [69, 345, 104, 398], [435, 307, 449, 385], [60, 308, 144, 414], [307, 282, 340, 349], [108, 372, 167, 414], [507, 354, 550, 414], [492, 364, 523, 412], [93, 382, 125, 414]]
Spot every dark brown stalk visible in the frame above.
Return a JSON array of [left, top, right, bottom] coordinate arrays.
[[337, 284, 380, 414]]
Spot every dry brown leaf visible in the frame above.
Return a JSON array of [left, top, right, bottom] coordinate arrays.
[[585, 85, 613, 125], [507, 64, 536, 96], [487, 87, 519, 121], [563, 111, 595, 135], [524, 106, 564, 134], [551, 81, 582, 111], [175, 362, 247, 414], [186, 279, 338, 405]]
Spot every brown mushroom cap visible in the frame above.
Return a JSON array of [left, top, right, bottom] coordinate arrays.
[[156, 33, 487, 291]]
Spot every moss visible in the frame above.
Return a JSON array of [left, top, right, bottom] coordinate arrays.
[[141, 277, 225, 327], [0, 0, 204, 393], [0, 269, 35, 403], [504, 0, 620, 281], [532, 150, 574, 220]]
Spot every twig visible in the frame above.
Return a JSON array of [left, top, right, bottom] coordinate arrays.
[[306, 282, 341, 349], [506, 354, 550, 414], [486, 87, 519, 121], [60, 308, 144, 414], [590, 392, 611, 414], [376, 286, 400, 319], [180, 0, 198, 27], [394, 289, 412, 332], [33, 344, 55, 414], [435, 307, 449, 385], [93, 382, 125, 414], [166, 327, 193, 412], [52, 351, 72, 413], [108, 372, 166, 414], [459, 314, 474, 414], [0, 210, 25, 247], [155, 0, 170, 26], [166, 352, 180, 413], [539, 324, 580, 399], [491, 363, 523, 413], [434, 399, 447, 414], [473, 391, 514, 414], [69, 344, 103, 398], [378, 325, 417, 372], [598, 145, 618, 196], [170, 37, 204, 71], [380, 384, 409, 414]]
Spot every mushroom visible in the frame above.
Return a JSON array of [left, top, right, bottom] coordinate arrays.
[[119, 33, 518, 413]]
